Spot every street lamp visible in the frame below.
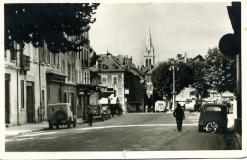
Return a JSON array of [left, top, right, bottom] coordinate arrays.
[[169, 60, 179, 110]]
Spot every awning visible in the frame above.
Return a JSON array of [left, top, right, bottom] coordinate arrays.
[[110, 97, 119, 104], [98, 98, 109, 104], [46, 70, 66, 83], [77, 84, 97, 93]]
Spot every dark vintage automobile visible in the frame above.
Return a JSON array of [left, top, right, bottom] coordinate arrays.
[[101, 105, 111, 120], [198, 103, 228, 132], [47, 103, 77, 129]]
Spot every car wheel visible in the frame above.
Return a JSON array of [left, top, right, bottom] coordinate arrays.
[[67, 122, 71, 128], [73, 121, 77, 127], [198, 125, 203, 132], [222, 126, 227, 133], [49, 123, 53, 129], [56, 124, 59, 129]]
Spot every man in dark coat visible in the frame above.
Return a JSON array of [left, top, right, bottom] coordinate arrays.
[[173, 104, 185, 131], [86, 106, 94, 127]]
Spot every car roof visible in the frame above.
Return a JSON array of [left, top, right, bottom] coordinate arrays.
[[201, 103, 227, 108]]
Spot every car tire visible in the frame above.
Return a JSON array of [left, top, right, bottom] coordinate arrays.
[[198, 125, 203, 132], [49, 123, 53, 129], [73, 121, 77, 127], [67, 122, 71, 128], [56, 124, 59, 129]]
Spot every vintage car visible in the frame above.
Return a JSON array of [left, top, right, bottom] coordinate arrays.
[[198, 103, 228, 132], [101, 105, 111, 120], [47, 103, 77, 129], [155, 101, 168, 112]]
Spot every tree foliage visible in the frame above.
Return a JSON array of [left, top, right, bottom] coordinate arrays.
[[5, 3, 99, 53], [189, 61, 209, 97], [151, 47, 236, 100], [204, 47, 236, 93], [151, 61, 194, 100]]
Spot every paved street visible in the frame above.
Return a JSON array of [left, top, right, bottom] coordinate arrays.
[[5, 112, 237, 151]]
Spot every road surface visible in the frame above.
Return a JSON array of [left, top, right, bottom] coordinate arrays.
[[5, 112, 237, 151]]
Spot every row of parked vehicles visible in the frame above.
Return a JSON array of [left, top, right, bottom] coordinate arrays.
[[47, 97, 123, 129]]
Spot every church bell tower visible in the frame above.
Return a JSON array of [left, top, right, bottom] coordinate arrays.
[[144, 28, 155, 67]]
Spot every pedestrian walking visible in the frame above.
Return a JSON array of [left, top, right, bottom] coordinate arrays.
[[173, 104, 185, 131], [86, 105, 94, 127]]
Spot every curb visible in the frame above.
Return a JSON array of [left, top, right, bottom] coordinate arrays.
[[5, 121, 88, 138]]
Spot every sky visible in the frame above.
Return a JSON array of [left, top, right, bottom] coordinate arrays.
[[89, 3, 233, 66]]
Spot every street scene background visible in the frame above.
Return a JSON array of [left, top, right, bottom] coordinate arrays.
[[2, 1, 243, 158]]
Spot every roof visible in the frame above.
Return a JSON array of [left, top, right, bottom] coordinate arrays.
[[189, 55, 204, 62], [146, 61, 163, 74], [202, 103, 227, 108], [97, 53, 125, 72], [127, 65, 144, 79]]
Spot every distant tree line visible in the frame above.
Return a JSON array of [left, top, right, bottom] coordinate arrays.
[[152, 47, 236, 100]]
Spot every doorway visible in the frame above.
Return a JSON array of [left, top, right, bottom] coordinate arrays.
[[5, 74, 10, 124], [69, 93, 75, 116], [26, 81, 35, 123]]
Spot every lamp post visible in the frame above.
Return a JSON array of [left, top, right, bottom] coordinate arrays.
[[169, 60, 179, 110]]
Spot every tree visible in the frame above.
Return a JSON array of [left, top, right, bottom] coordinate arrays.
[[151, 61, 194, 100], [204, 47, 236, 93], [189, 61, 209, 98], [5, 3, 99, 53]]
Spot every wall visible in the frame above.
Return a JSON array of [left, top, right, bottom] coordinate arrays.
[[99, 72, 126, 112]]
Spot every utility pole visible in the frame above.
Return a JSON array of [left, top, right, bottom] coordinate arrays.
[[169, 60, 178, 110]]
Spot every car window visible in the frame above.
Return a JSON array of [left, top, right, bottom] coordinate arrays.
[[206, 106, 221, 112]]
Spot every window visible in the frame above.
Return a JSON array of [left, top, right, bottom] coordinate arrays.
[[41, 90, 45, 108], [101, 76, 107, 85], [68, 63, 71, 81], [206, 107, 222, 112], [61, 60, 65, 74], [51, 53, 54, 65], [47, 50, 50, 64], [21, 80, 24, 108], [80, 70, 82, 83], [149, 59, 151, 65], [47, 86, 50, 104], [72, 63, 75, 82], [112, 76, 118, 85], [76, 70, 79, 83], [84, 72, 87, 84], [146, 59, 148, 66], [10, 41, 17, 61], [87, 72, 90, 84]]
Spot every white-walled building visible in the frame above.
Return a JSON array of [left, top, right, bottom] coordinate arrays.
[[4, 32, 92, 125]]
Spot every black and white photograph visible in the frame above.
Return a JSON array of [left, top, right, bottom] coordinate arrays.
[[1, 0, 246, 159]]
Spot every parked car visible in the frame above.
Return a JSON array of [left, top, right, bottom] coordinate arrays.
[[92, 105, 104, 120], [184, 99, 196, 112], [198, 103, 228, 132], [194, 99, 205, 112], [47, 103, 77, 129], [101, 105, 111, 120], [155, 101, 168, 112]]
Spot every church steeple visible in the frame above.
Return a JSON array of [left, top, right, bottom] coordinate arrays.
[[144, 28, 155, 67]]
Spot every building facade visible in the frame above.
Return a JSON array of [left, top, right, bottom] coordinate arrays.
[[4, 32, 92, 125], [92, 53, 126, 112]]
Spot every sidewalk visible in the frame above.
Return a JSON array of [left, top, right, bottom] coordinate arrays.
[[5, 119, 85, 138], [5, 122, 49, 138]]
